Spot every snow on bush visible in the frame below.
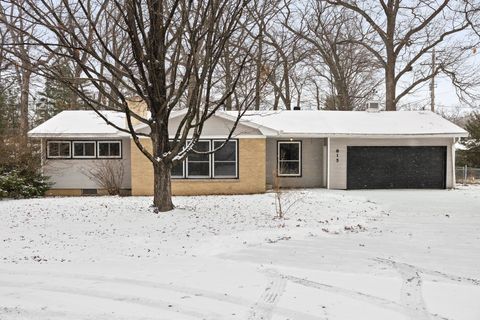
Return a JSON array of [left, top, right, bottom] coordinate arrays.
[[0, 169, 51, 199]]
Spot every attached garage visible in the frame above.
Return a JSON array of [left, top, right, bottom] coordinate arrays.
[[346, 146, 447, 189]]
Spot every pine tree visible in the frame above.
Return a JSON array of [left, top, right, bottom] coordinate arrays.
[[0, 83, 19, 136], [461, 112, 480, 167], [34, 62, 84, 125]]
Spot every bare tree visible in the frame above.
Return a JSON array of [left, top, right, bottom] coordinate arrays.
[[0, 0, 257, 211], [285, 2, 381, 110], [262, 13, 309, 110], [244, 0, 382, 111], [271, 168, 304, 220], [326, 0, 480, 111], [246, 0, 282, 110], [0, 1, 54, 142]]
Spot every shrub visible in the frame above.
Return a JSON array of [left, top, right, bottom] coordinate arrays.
[[0, 134, 50, 199], [82, 160, 125, 195], [0, 169, 51, 199]]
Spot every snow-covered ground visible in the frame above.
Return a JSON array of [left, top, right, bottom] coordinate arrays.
[[0, 187, 479, 320]]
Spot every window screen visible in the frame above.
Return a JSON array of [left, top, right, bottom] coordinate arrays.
[[73, 142, 95, 158], [47, 141, 71, 158], [98, 141, 121, 158], [213, 140, 237, 178], [187, 140, 210, 177]]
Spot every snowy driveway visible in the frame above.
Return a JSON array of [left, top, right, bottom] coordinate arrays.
[[0, 188, 479, 319]]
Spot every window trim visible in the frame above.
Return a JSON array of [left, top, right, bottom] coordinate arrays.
[[212, 139, 238, 178], [72, 141, 96, 159], [47, 140, 71, 159], [277, 140, 302, 177], [97, 140, 122, 159], [170, 139, 239, 180], [186, 140, 211, 179]]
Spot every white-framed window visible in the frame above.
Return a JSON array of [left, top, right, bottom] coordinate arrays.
[[277, 141, 301, 176], [97, 141, 122, 158], [186, 140, 211, 178], [72, 141, 96, 158], [47, 141, 71, 158], [213, 140, 237, 178]]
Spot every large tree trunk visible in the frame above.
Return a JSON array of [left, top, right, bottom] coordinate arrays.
[[385, 9, 397, 112], [283, 62, 291, 110], [334, 78, 351, 110], [385, 56, 396, 111], [19, 68, 31, 143], [153, 161, 173, 212], [254, 25, 263, 111], [151, 122, 174, 212]]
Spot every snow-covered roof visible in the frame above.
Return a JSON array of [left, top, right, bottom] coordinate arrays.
[[219, 110, 468, 138], [28, 110, 129, 138], [29, 109, 467, 139]]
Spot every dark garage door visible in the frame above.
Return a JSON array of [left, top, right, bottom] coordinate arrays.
[[347, 146, 446, 189]]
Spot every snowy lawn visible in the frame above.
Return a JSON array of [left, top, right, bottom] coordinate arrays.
[[0, 187, 479, 320]]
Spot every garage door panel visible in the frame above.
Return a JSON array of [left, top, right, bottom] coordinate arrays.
[[347, 146, 446, 189]]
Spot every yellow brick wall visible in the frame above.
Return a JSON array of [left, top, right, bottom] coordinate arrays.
[[126, 99, 148, 126], [130, 138, 266, 196]]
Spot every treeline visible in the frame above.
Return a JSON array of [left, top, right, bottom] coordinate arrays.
[[1, 1, 479, 142]]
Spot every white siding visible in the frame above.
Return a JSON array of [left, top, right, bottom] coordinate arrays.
[[44, 138, 131, 189], [328, 137, 454, 189]]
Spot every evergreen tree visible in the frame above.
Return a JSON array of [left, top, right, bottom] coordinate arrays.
[[460, 112, 480, 167], [0, 83, 19, 136], [34, 62, 84, 125]]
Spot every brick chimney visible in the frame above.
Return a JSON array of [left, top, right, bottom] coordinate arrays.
[[126, 97, 148, 126]]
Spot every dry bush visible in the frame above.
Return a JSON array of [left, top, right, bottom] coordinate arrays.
[[84, 160, 125, 195], [272, 169, 304, 220]]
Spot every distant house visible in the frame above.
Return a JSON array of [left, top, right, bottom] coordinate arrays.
[[28, 108, 467, 196]]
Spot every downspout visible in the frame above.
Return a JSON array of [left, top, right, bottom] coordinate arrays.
[[452, 137, 458, 189], [40, 138, 45, 176], [327, 137, 331, 189]]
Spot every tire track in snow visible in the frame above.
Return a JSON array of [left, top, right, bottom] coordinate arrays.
[[0, 268, 321, 320], [0, 306, 171, 320], [375, 258, 466, 320], [247, 269, 287, 320], [0, 279, 219, 320], [271, 270, 449, 320], [386, 262, 431, 320], [283, 273, 406, 314], [375, 258, 480, 286]]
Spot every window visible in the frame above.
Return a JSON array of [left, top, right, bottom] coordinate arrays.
[[169, 139, 238, 179], [73, 141, 96, 158], [170, 141, 185, 178], [171, 161, 184, 178], [213, 140, 237, 178], [187, 140, 210, 178], [97, 141, 122, 158], [47, 141, 71, 158], [278, 141, 301, 176]]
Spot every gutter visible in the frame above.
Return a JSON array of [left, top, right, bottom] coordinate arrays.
[[28, 133, 130, 138], [262, 132, 468, 139]]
